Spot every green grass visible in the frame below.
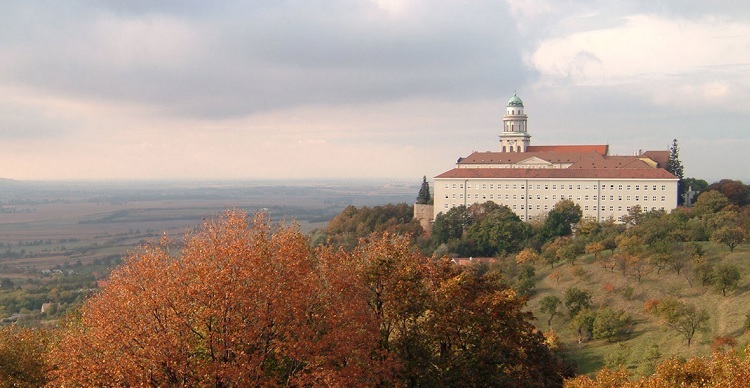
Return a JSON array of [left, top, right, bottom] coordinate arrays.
[[526, 242, 750, 376]]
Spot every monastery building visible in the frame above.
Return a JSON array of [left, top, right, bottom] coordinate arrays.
[[432, 94, 679, 223]]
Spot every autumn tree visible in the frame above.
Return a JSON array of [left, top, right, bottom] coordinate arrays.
[[707, 179, 750, 207], [48, 211, 391, 386]]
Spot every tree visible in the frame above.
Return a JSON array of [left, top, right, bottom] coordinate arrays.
[[666, 139, 685, 204], [539, 295, 562, 327], [655, 299, 710, 347], [711, 225, 747, 252], [543, 199, 582, 239], [515, 247, 540, 265], [692, 190, 731, 217], [416, 175, 431, 205], [707, 179, 750, 207], [710, 264, 741, 296], [593, 308, 631, 342], [48, 211, 392, 386], [0, 326, 49, 387], [564, 287, 592, 318], [464, 204, 530, 256], [431, 205, 470, 247]]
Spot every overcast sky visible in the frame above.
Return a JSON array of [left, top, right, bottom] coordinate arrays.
[[1, 1, 749, 183]]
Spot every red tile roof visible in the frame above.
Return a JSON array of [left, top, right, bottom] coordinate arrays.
[[459, 151, 604, 165], [435, 168, 677, 180], [526, 144, 609, 155]]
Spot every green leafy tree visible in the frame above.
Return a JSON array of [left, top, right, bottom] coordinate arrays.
[[570, 309, 596, 346], [543, 199, 582, 239], [710, 264, 741, 296], [416, 176, 431, 205], [692, 191, 731, 217], [539, 295, 561, 327], [564, 287, 592, 318], [593, 308, 631, 342], [431, 205, 470, 246], [655, 299, 710, 347], [464, 204, 530, 256], [711, 225, 747, 252]]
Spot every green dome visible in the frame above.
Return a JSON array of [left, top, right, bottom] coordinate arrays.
[[507, 93, 524, 107]]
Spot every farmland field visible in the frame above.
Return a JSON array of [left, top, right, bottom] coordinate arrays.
[[0, 179, 416, 275]]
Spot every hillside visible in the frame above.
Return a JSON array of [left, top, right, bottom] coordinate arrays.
[[526, 241, 750, 376]]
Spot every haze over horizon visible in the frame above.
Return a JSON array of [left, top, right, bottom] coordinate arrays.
[[1, 1, 749, 183]]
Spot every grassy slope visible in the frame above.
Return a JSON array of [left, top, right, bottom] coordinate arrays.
[[525, 242, 750, 376]]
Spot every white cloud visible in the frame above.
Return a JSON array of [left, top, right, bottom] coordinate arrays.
[[526, 14, 750, 110]]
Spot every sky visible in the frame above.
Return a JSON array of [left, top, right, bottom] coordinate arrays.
[[1, 1, 749, 183]]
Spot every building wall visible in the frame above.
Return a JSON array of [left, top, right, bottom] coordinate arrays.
[[413, 203, 434, 234], [433, 177, 678, 222]]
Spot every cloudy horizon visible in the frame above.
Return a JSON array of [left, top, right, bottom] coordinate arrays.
[[1, 1, 749, 183]]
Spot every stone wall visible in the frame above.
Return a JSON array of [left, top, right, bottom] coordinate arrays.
[[413, 203, 434, 235]]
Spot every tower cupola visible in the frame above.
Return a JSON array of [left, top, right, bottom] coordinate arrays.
[[500, 92, 530, 152]]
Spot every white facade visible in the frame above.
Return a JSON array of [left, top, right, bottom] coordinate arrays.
[[434, 176, 678, 222], [433, 94, 680, 222]]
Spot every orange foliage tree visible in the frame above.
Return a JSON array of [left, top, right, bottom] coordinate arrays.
[[47, 210, 567, 386], [47, 211, 390, 386]]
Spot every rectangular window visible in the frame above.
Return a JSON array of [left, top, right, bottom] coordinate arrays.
[[459, 184, 463, 189], [521, 185, 525, 190], [594, 195, 598, 200], [521, 205, 525, 210], [584, 205, 589, 210], [569, 185, 573, 190], [618, 206, 622, 211], [653, 196, 657, 201], [537, 204, 541, 210], [544, 205, 549, 210], [489, 194, 494, 199], [585, 185, 590, 190], [610, 185, 614, 189], [644, 185, 648, 191], [513, 184, 517, 189], [661, 185, 666, 190], [545, 185, 549, 190], [618, 196, 622, 201], [475, 194, 479, 199], [653, 185, 657, 191], [537, 185, 541, 190], [618, 185, 623, 190], [459, 194, 464, 198], [552, 185, 557, 190], [482, 184, 486, 189], [636, 185, 640, 190], [445, 184, 449, 188], [635, 196, 639, 201], [584, 195, 589, 200], [452, 184, 456, 189], [445, 194, 449, 199], [577, 185, 581, 190], [537, 194, 541, 199], [506, 184, 510, 189], [626, 206, 631, 211], [593, 205, 597, 211], [445, 204, 448, 208], [661, 196, 665, 201], [627, 195, 631, 201], [610, 206, 614, 211], [577, 195, 581, 200], [594, 185, 598, 189], [513, 204, 517, 209], [452, 194, 456, 198], [521, 195, 525, 200], [610, 196, 614, 201], [490, 184, 494, 189]]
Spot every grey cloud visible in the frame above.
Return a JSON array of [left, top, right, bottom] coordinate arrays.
[[0, 1, 528, 119]]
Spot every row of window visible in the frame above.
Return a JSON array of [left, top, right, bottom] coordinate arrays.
[[444, 183, 668, 191], [445, 193, 667, 202], [444, 202, 666, 214]]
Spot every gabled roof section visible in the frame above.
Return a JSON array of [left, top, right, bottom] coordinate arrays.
[[640, 151, 669, 168], [517, 156, 553, 166], [526, 145, 609, 156], [435, 168, 678, 180]]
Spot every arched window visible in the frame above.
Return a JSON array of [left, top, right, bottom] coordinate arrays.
[[502, 145, 506, 152], [512, 110, 515, 115]]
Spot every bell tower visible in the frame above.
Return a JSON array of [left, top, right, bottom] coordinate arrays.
[[500, 92, 530, 152]]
